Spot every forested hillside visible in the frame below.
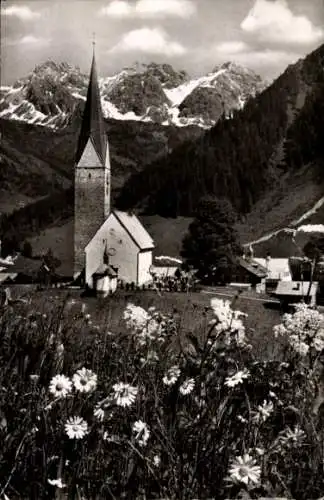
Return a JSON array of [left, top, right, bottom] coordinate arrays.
[[116, 44, 324, 218]]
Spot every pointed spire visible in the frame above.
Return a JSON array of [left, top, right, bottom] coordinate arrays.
[[75, 41, 107, 165]]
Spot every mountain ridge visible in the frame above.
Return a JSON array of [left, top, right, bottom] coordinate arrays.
[[0, 60, 266, 130]]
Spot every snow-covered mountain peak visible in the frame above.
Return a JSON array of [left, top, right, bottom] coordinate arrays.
[[0, 60, 267, 130]]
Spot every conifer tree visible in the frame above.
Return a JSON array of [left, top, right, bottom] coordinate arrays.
[[181, 196, 242, 284]]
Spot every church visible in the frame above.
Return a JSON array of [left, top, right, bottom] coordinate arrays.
[[73, 47, 155, 289]]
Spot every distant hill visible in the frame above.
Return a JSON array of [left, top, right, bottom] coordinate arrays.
[[1, 46, 324, 260], [116, 44, 324, 226]]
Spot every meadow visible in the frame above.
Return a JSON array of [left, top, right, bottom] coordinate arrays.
[[0, 287, 324, 499]]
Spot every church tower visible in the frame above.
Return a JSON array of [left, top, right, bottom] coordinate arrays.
[[74, 45, 111, 277]]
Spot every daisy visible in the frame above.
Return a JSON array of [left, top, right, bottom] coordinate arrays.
[[112, 382, 138, 407], [179, 378, 195, 395], [73, 367, 97, 393], [252, 400, 274, 423], [65, 416, 88, 439], [282, 425, 306, 443], [49, 374, 72, 398], [132, 420, 150, 447], [152, 455, 161, 467], [225, 369, 250, 388], [228, 453, 261, 486], [48, 478, 66, 488], [93, 404, 105, 422], [163, 365, 181, 386]]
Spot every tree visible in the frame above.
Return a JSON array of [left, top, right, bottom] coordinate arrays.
[[22, 241, 33, 258], [180, 196, 242, 284], [303, 236, 324, 300]]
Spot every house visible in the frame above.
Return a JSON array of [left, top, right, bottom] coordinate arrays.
[[273, 281, 319, 307], [150, 256, 182, 279], [254, 256, 292, 292], [0, 255, 43, 284], [233, 257, 268, 292], [73, 45, 154, 290]]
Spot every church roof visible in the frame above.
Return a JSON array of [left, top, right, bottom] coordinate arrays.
[[113, 210, 155, 250], [75, 49, 108, 165], [85, 210, 155, 252], [93, 263, 118, 277]]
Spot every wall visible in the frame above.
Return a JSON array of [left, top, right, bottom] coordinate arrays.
[[95, 276, 117, 296], [85, 213, 138, 285], [137, 251, 153, 286], [74, 139, 110, 277]]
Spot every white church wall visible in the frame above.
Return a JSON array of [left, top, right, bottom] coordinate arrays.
[[137, 251, 153, 286], [85, 213, 139, 286]]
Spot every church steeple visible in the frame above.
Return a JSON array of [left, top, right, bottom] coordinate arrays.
[[73, 42, 111, 278], [75, 43, 107, 165]]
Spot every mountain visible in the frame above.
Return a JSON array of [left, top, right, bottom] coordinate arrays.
[[116, 44, 324, 234], [0, 61, 266, 130]]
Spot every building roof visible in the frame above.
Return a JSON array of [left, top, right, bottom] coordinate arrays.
[[75, 49, 108, 165], [0, 273, 18, 284], [154, 256, 182, 267], [238, 257, 268, 278], [254, 258, 291, 281], [113, 210, 155, 250], [93, 263, 118, 277], [274, 281, 318, 297], [3, 255, 42, 275]]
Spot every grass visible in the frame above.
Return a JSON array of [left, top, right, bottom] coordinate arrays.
[[1, 287, 324, 499], [8, 286, 282, 359]]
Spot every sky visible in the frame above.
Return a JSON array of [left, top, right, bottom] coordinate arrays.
[[1, 0, 324, 85]]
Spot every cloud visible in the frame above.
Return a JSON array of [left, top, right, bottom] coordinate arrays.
[[215, 41, 249, 55], [99, 0, 196, 18], [99, 1, 132, 18], [7, 35, 51, 46], [135, 0, 196, 18], [1, 4, 41, 20], [110, 27, 186, 55], [241, 0, 324, 46], [214, 40, 301, 72]]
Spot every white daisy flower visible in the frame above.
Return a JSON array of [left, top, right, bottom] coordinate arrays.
[[153, 454, 161, 467], [112, 382, 138, 407], [93, 405, 105, 422], [48, 478, 66, 488], [65, 416, 88, 439], [282, 425, 306, 443], [49, 375, 72, 399], [252, 400, 274, 423], [179, 378, 195, 395], [163, 365, 181, 386], [228, 453, 261, 486], [72, 367, 97, 393], [132, 420, 150, 447], [225, 369, 250, 388]]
